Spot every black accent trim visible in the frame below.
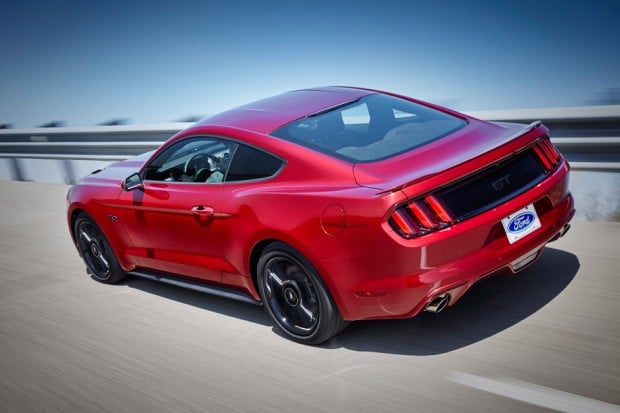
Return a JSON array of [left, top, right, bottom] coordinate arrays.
[[308, 98, 362, 117], [129, 269, 262, 306], [440, 148, 547, 221]]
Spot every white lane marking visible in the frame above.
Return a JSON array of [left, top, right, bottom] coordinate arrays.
[[448, 371, 620, 413]]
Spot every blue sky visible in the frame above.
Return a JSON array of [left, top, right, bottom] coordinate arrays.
[[1, 0, 619, 127]]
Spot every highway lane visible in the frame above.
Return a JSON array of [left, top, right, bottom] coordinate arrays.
[[0, 180, 618, 412]]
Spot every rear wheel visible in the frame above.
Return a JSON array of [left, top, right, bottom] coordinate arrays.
[[74, 213, 126, 284], [257, 242, 347, 345]]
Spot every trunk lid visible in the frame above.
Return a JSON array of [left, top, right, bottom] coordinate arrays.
[[353, 119, 545, 195]]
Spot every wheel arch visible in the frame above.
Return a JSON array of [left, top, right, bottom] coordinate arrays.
[[247, 235, 346, 318], [68, 207, 86, 246], [69, 207, 135, 272], [252, 238, 349, 343], [249, 238, 278, 296]]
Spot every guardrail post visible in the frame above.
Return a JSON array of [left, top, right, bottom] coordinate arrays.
[[62, 159, 77, 184], [9, 158, 26, 181]]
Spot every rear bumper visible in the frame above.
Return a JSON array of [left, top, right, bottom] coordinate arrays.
[[329, 163, 574, 321], [405, 195, 574, 319]]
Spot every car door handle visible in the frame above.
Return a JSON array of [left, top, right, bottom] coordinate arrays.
[[191, 205, 215, 216]]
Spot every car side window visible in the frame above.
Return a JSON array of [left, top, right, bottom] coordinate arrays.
[[143, 137, 236, 183], [225, 144, 283, 182]]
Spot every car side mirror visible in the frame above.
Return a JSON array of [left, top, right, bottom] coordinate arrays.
[[123, 173, 144, 191]]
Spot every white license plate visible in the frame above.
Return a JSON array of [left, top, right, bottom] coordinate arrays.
[[501, 204, 541, 244]]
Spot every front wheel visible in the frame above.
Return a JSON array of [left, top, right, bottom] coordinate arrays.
[[74, 213, 126, 284], [257, 242, 347, 345]]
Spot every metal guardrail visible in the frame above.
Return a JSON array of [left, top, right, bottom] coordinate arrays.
[[466, 104, 620, 122], [0, 142, 162, 161], [0, 122, 189, 163], [1, 107, 619, 175], [0, 137, 618, 172]]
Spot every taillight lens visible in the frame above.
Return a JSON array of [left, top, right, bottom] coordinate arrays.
[[389, 194, 456, 239], [533, 138, 562, 172]]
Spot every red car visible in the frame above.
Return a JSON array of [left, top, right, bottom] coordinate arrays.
[[67, 87, 574, 344]]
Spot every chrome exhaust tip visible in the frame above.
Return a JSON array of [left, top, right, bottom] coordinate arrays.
[[550, 223, 571, 242], [425, 294, 450, 313]]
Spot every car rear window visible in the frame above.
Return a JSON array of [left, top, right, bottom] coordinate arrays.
[[270, 94, 467, 162]]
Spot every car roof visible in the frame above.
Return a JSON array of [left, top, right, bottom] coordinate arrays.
[[197, 86, 375, 134]]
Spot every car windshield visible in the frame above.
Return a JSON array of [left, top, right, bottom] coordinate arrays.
[[270, 94, 467, 162]]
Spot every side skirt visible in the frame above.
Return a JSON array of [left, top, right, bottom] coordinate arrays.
[[129, 269, 262, 306]]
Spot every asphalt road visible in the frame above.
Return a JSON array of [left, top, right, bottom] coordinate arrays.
[[1, 180, 618, 413]]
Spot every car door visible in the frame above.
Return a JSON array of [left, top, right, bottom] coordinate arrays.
[[116, 136, 236, 283]]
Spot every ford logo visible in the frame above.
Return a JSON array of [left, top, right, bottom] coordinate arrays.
[[508, 212, 535, 233]]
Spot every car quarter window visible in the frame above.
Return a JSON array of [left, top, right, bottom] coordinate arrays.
[[225, 144, 283, 182], [143, 137, 236, 183]]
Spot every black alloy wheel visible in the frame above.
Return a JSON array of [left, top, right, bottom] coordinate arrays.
[[74, 213, 126, 284], [257, 242, 347, 345]]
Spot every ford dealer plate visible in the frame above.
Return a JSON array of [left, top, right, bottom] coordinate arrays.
[[501, 204, 541, 244]]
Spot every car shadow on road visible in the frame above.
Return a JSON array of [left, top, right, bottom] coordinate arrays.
[[324, 247, 580, 355], [123, 277, 273, 327], [119, 247, 578, 354]]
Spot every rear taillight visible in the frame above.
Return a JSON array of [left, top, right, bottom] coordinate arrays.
[[533, 138, 562, 172], [389, 194, 456, 239]]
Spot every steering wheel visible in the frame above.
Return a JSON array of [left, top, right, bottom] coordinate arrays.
[[183, 153, 220, 181]]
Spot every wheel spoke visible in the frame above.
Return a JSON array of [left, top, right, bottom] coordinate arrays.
[[298, 303, 315, 324], [267, 269, 284, 287], [97, 250, 110, 270], [79, 229, 93, 244]]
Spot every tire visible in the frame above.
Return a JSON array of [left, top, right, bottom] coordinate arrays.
[[257, 242, 348, 345], [73, 213, 126, 284]]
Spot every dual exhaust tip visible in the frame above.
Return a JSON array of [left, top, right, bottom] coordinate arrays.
[[424, 224, 572, 315], [425, 293, 450, 313]]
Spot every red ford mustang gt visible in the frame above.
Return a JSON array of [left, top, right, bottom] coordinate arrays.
[[67, 87, 574, 344]]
